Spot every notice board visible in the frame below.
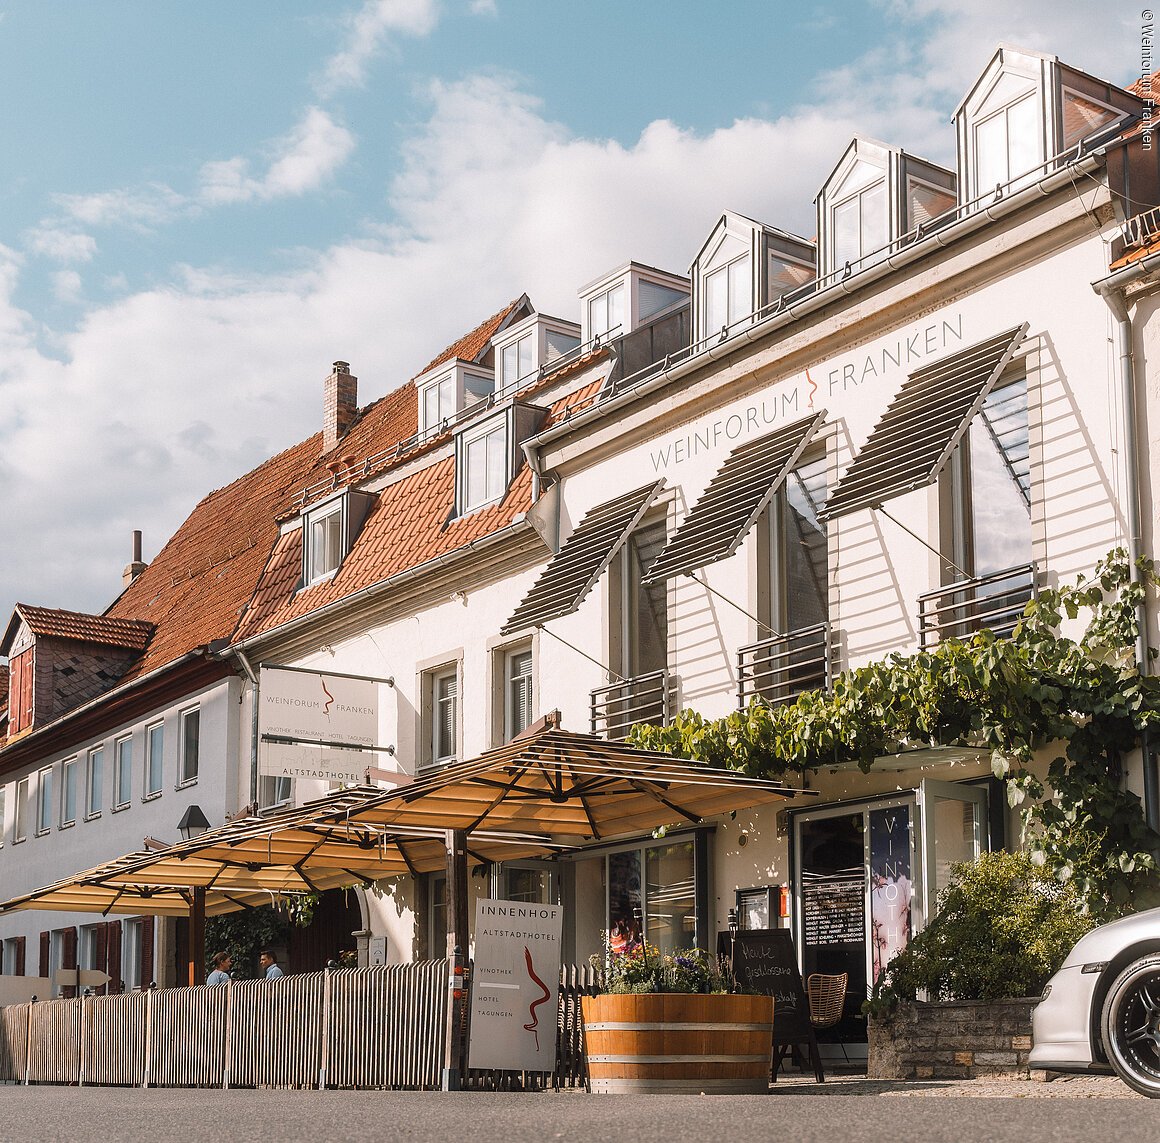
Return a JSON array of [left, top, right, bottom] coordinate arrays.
[[719, 928, 812, 1045], [468, 899, 563, 1072]]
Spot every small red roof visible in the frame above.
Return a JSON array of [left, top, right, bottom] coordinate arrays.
[[3, 604, 153, 655]]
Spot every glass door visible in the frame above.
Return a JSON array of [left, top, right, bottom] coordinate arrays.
[[916, 779, 988, 925]]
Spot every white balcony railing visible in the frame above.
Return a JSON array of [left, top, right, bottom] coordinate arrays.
[[590, 669, 673, 741], [917, 563, 1037, 649], [737, 623, 832, 710]]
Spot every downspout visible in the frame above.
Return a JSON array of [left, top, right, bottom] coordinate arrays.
[[1093, 268, 1156, 828], [233, 649, 260, 810]]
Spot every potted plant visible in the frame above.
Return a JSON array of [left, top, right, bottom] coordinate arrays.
[[582, 938, 774, 1094]]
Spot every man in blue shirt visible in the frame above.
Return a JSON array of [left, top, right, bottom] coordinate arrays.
[[259, 949, 284, 980]]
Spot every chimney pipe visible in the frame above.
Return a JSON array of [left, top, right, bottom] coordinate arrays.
[[123, 529, 147, 589], [324, 361, 358, 452]]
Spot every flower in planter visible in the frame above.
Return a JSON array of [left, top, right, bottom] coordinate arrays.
[[589, 932, 735, 994]]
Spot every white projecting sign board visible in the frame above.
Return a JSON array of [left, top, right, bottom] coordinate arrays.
[[259, 665, 385, 784], [468, 898, 563, 1072]]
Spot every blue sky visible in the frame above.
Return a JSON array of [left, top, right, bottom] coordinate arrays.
[[0, 0, 1142, 618]]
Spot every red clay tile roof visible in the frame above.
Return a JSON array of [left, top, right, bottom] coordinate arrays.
[[11, 605, 153, 651], [234, 378, 605, 642], [414, 297, 528, 378], [1110, 232, 1160, 270]]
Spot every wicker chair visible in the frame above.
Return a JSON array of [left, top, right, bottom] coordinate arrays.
[[806, 972, 849, 1063]]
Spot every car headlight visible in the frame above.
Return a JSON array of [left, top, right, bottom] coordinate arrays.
[[1040, 983, 1052, 1000]]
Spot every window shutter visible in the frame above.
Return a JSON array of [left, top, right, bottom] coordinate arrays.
[[106, 921, 122, 994], [61, 928, 78, 999], [14, 935, 25, 976], [140, 916, 155, 989], [94, 924, 109, 996], [10, 647, 34, 735], [38, 931, 49, 979]]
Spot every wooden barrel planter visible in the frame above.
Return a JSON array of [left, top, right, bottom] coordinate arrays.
[[581, 993, 775, 1094]]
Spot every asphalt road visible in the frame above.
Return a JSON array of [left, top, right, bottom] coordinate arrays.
[[0, 1081, 1155, 1143]]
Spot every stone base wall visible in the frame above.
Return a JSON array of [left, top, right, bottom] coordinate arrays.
[[868, 998, 1036, 1080]]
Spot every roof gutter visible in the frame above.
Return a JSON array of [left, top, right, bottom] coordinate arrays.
[[526, 153, 1105, 457], [229, 518, 538, 656], [1093, 252, 1160, 829]]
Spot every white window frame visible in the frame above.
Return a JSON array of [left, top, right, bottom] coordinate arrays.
[[504, 645, 534, 743], [420, 374, 455, 433], [306, 502, 344, 584], [462, 421, 509, 512], [430, 666, 459, 767], [123, 919, 142, 994], [36, 765, 53, 835], [830, 179, 886, 270], [588, 283, 626, 341], [114, 735, 133, 811], [179, 707, 200, 786], [144, 722, 164, 800], [87, 746, 104, 820], [14, 777, 29, 842], [260, 774, 292, 811], [702, 255, 751, 338], [972, 89, 1040, 194], [60, 756, 77, 828], [499, 332, 536, 392]]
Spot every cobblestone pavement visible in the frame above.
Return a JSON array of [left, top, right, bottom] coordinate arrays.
[[772, 1070, 1144, 1098]]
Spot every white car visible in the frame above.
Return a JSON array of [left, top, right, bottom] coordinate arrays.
[[1031, 906, 1160, 1096]]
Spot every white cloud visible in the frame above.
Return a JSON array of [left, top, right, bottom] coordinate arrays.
[[53, 185, 188, 231], [318, 0, 441, 94], [50, 270, 83, 304], [0, 3, 1138, 616], [469, 0, 498, 15], [199, 107, 356, 204], [24, 226, 97, 264]]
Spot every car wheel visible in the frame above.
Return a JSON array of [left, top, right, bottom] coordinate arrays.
[[1101, 954, 1160, 1097]]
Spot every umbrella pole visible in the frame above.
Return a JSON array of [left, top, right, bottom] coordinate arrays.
[[188, 886, 206, 986], [442, 828, 469, 1091]]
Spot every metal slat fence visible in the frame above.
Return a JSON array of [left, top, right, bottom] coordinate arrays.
[[0, 961, 448, 1090]]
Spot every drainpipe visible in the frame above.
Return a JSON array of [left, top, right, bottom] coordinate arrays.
[[233, 649, 261, 809], [1093, 264, 1157, 828]]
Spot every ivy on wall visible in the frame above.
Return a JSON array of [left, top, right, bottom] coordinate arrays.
[[629, 549, 1160, 919]]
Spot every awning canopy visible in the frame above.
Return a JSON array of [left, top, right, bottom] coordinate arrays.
[[501, 480, 665, 634], [642, 411, 827, 584], [335, 716, 808, 842], [819, 324, 1028, 521], [0, 719, 806, 920]]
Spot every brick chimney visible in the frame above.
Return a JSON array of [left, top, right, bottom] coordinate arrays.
[[122, 529, 147, 589], [324, 361, 358, 451]]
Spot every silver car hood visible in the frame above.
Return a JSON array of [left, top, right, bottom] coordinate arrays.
[[1060, 906, 1160, 968]]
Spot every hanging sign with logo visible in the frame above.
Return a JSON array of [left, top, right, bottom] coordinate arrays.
[[259, 665, 386, 784], [468, 899, 563, 1072]]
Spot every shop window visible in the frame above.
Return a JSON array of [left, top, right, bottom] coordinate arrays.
[[114, 736, 132, 810], [60, 757, 77, 827], [605, 837, 700, 956], [87, 746, 103, 818], [180, 707, 200, 785], [145, 722, 164, 799]]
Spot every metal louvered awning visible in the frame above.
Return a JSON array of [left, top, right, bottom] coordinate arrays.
[[642, 411, 827, 584], [500, 479, 665, 635], [818, 324, 1029, 521]]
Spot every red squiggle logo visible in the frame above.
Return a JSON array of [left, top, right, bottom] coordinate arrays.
[[320, 677, 334, 717], [522, 945, 550, 1052], [805, 367, 818, 410]]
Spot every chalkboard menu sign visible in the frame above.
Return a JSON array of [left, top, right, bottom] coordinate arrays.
[[718, 928, 811, 1044]]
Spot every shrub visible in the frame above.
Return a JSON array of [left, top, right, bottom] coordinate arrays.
[[876, 850, 1095, 1006]]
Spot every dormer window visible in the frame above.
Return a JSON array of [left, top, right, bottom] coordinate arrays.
[[463, 420, 508, 511], [1061, 88, 1121, 149], [691, 214, 814, 342], [973, 76, 1040, 194], [302, 489, 374, 586], [491, 314, 580, 397], [454, 401, 547, 517], [420, 373, 455, 433], [817, 140, 954, 277], [588, 282, 625, 340], [580, 262, 690, 346]]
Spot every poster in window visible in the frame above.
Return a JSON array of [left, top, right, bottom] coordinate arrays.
[[869, 805, 912, 984]]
